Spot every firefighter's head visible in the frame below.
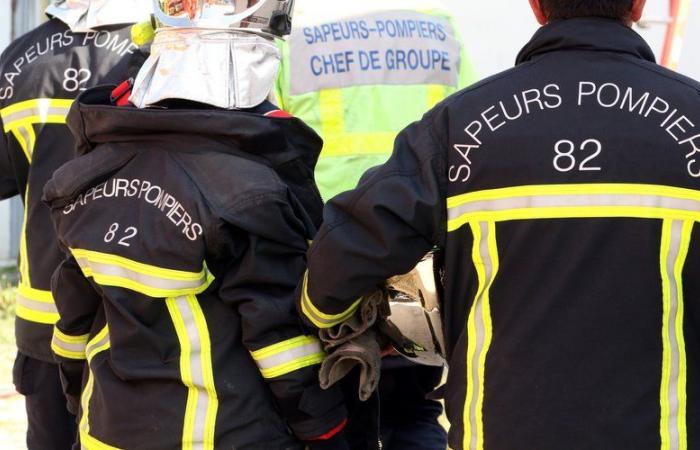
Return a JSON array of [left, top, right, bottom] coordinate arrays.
[[529, 0, 646, 25]]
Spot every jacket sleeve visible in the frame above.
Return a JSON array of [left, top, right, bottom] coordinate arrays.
[[300, 113, 447, 329], [0, 115, 20, 199], [50, 254, 103, 413], [218, 192, 347, 442]]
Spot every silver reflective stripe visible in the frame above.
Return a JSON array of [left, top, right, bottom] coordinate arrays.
[[301, 272, 363, 329], [75, 258, 208, 292], [16, 126, 33, 154], [17, 294, 58, 314], [663, 220, 684, 450], [448, 193, 700, 220], [2, 106, 70, 125], [254, 341, 323, 370], [85, 331, 111, 362], [52, 335, 87, 354], [172, 295, 208, 449], [467, 222, 493, 450]]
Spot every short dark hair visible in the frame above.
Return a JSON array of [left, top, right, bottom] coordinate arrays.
[[539, 0, 634, 20]]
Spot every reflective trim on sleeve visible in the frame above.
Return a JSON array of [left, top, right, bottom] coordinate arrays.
[[659, 220, 692, 450], [166, 294, 218, 450], [15, 284, 59, 325], [71, 249, 214, 299], [250, 335, 325, 379], [463, 221, 498, 450], [80, 326, 111, 444], [447, 184, 700, 231], [300, 271, 364, 329], [51, 327, 90, 360]]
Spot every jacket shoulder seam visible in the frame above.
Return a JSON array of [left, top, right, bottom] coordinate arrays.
[[624, 57, 700, 94]]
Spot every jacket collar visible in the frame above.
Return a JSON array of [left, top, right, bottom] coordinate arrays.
[[516, 17, 656, 65], [67, 86, 322, 170]]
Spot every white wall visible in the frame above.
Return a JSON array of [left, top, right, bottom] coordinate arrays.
[[444, 0, 700, 80], [679, 4, 700, 78]]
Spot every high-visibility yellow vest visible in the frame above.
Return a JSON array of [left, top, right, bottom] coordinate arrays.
[[276, 0, 477, 200]]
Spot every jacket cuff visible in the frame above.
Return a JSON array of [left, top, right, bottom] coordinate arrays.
[[289, 390, 348, 441], [308, 418, 348, 441], [306, 421, 350, 450]]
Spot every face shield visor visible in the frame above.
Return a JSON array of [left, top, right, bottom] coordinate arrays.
[[153, 0, 294, 38], [47, 0, 153, 32]]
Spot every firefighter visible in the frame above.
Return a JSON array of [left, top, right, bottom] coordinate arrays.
[[301, 0, 700, 448], [0, 1, 150, 448], [275, 1, 476, 448], [43, 1, 347, 448], [275, 0, 476, 201]]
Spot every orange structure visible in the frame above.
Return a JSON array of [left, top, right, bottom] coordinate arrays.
[[660, 0, 692, 69]]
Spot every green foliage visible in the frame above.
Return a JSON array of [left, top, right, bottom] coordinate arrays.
[[0, 266, 17, 320]]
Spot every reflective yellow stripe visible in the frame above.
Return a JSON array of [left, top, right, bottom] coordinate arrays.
[[51, 327, 89, 360], [250, 335, 325, 379], [427, 84, 448, 109], [0, 98, 73, 128], [10, 127, 31, 162], [166, 295, 218, 450], [85, 326, 110, 363], [319, 89, 343, 136], [25, 125, 36, 160], [15, 285, 59, 325], [80, 430, 123, 450], [71, 248, 214, 298], [320, 132, 397, 158], [660, 220, 692, 450], [18, 185, 30, 287], [1, 98, 72, 162], [447, 184, 700, 231], [80, 326, 111, 441], [463, 222, 497, 450], [300, 271, 364, 329], [317, 89, 398, 158], [3, 100, 71, 323]]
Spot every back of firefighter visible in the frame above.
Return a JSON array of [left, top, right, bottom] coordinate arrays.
[[0, 2, 148, 448], [300, 0, 700, 448], [42, 2, 348, 448], [275, 1, 476, 448], [275, 0, 476, 201]]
